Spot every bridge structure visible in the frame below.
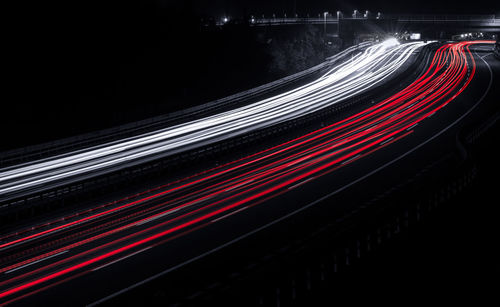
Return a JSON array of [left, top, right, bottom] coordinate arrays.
[[220, 13, 500, 39]]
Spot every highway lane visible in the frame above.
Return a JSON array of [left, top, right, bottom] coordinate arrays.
[[91, 41, 499, 304], [0, 40, 494, 305], [0, 42, 373, 170], [0, 39, 429, 201]]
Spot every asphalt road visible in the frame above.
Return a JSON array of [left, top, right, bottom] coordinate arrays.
[[0, 40, 427, 203], [0, 40, 496, 306]]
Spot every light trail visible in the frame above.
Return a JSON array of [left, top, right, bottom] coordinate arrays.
[[0, 42, 468, 253], [0, 39, 428, 198], [0, 41, 493, 305], [0, 43, 469, 253]]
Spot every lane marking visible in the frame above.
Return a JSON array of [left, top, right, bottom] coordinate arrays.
[[5, 251, 69, 274], [211, 206, 249, 223], [287, 177, 314, 190], [406, 123, 419, 131], [92, 247, 152, 272], [379, 137, 395, 145], [341, 154, 361, 165], [224, 180, 254, 192], [481, 53, 492, 59], [89, 43, 495, 307], [286, 155, 312, 167], [134, 205, 187, 227]]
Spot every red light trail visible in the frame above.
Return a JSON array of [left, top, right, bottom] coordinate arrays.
[[0, 40, 493, 305]]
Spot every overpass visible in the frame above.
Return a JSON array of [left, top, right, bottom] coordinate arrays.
[[222, 13, 500, 39], [1, 39, 498, 305]]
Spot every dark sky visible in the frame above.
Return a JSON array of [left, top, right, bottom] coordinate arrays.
[[4, 0, 499, 149], [164, 0, 500, 17]]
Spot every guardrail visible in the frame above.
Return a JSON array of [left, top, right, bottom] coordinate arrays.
[[250, 18, 339, 26], [387, 14, 496, 21], [0, 43, 368, 169], [0, 42, 372, 210], [219, 14, 499, 26], [0, 42, 432, 221]]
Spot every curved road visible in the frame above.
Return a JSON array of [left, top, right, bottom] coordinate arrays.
[[0, 40, 495, 306], [0, 39, 428, 201]]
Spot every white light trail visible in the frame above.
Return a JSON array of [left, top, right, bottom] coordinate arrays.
[[0, 39, 429, 198]]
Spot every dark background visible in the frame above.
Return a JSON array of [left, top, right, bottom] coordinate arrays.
[[187, 0, 500, 16], [2, 0, 499, 299], [4, 0, 499, 151]]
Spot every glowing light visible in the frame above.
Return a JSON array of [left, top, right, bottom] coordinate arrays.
[[0, 41, 495, 304], [381, 38, 400, 48], [0, 40, 429, 197], [410, 33, 421, 40]]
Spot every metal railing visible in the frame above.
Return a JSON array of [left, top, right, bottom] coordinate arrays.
[[216, 14, 499, 26], [388, 14, 496, 21]]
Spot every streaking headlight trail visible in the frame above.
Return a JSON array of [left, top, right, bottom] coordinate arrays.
[[0, 39, 429, 199], [0, 41, 494, 305]]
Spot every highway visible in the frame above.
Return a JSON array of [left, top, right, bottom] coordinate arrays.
[[0, 39, 428, 201], [0, 40, 495, 305]]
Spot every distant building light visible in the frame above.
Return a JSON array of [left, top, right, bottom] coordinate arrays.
[[410, 33, 421, 40], [382, 38, 399, 48], [223, 17, 228, 23]]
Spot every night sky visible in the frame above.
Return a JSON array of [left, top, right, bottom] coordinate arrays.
[[3, 0, 499, 149], [168, 0, 500, 17]]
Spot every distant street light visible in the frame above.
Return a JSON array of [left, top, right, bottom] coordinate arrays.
[[337, 11, 341, 36], [324, 12, 329, 35], [337, 11, 342, 37]]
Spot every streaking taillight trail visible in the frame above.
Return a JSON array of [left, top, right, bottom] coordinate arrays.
[[0, 40, 494, 305], [0, 40, 427, 198]]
